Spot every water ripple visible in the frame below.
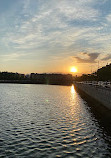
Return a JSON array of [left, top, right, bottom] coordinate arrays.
[[0, 84, 111, 157]]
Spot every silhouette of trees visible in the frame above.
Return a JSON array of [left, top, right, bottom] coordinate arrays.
[[0, 72, 25, 80], [0, 72, 73, 85], [97, 64, 111, 81], [75, 63, 111, 81], [30, 73, 73, 85], [1, 63, 110, 84]]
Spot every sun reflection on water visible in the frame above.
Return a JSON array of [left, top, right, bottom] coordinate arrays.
[[71, 85, 75, 94]]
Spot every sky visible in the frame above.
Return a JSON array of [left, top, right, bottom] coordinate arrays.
[[0, 0, 111, 75]]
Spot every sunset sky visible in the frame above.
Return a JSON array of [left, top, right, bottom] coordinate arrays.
[[0, 0, 111, 74]]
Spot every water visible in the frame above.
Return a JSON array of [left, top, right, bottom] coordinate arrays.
[[0, 84, 111, 158]]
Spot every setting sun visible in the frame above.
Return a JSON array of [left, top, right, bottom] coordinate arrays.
[[70, 67, 77, 73]]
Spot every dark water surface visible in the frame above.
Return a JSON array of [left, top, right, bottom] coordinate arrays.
[[0, 84, 111, 158]]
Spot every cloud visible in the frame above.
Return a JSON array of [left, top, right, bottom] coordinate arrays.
[[102, 54, 111, 61], [58, 0, 99, 21], [73, 52, 100, 63], [0, 0, 100, 50], [0, 0, 111, 73], [106, 14, 111, 23], [0, 53, 26, 61]]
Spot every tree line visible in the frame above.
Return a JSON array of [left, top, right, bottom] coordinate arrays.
[[0, 72, 73, 85], [75, 63, 111, 81], [0, 63, 110, 84]]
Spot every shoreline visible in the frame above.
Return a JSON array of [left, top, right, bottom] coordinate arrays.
[[74, 85, 111, 135], [74, 82, 111, 110], [0, 80, 72, 86]]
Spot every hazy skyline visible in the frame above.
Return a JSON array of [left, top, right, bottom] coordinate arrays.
[[0, 0, 111, 74]]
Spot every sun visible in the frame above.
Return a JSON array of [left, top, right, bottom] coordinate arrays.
[[70, 67, 77, 73]]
